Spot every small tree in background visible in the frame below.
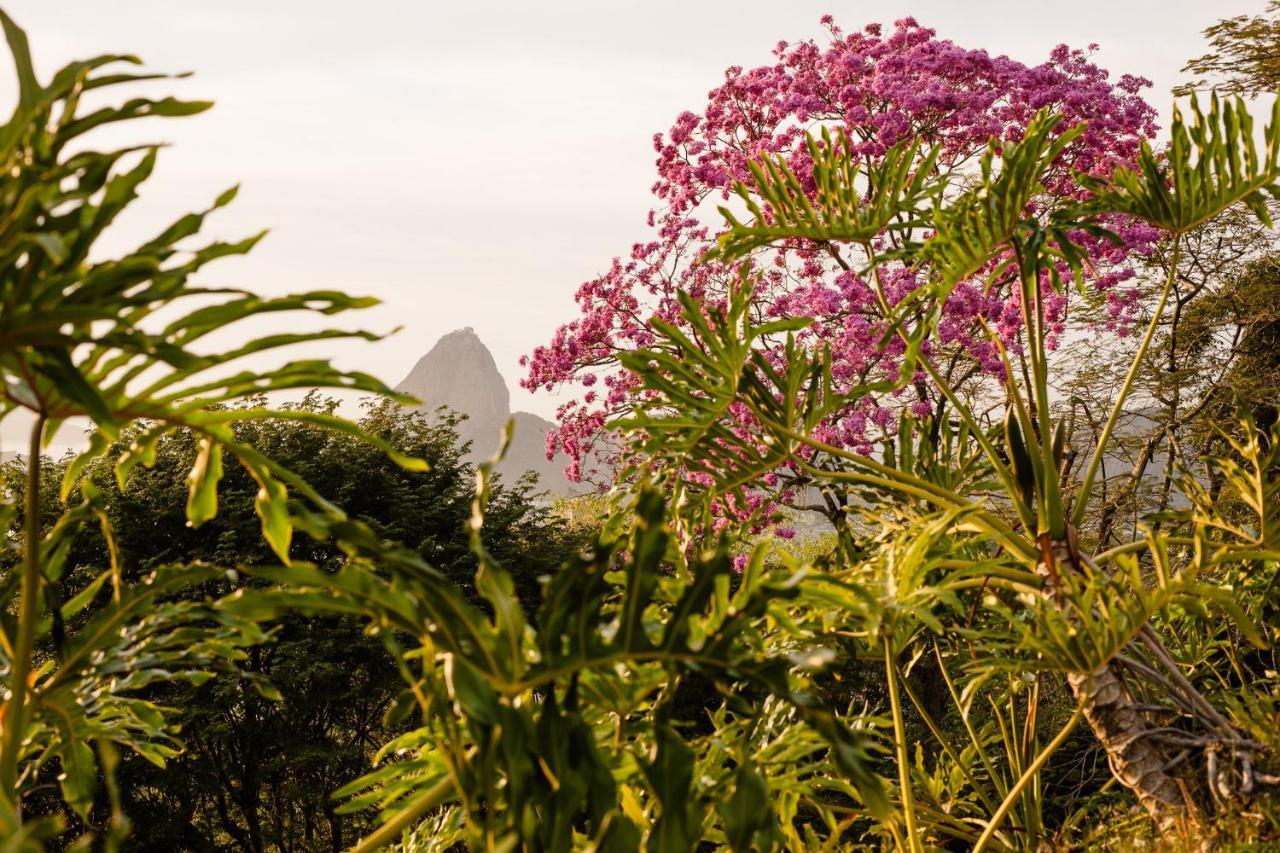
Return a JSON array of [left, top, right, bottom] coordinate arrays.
[[1181, 1, 1280, 96]]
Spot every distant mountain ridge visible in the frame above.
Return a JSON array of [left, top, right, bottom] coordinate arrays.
[[395, 328, 572, 493]]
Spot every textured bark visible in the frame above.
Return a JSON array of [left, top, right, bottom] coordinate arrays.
[[1065, 665, 1188, 835], [1040, 533, 1194, 838]]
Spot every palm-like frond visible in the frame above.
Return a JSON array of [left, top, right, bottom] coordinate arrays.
[[615, 280, 817, 508], [1080, 93, 1280, 235], [12, 565, 274, 821], [883, 411, 998, 501], [704, 129, 941, 264], [922, 110, 1085, 292], [803, 508, 985, 648], [0, 467, 277, 829], [616, 275, 936, 527]]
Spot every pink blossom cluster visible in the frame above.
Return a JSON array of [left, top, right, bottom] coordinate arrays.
[[522, 15, 1159, 502]]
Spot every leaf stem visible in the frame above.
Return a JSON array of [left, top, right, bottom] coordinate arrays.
[[1, 414, 46, 808], [883, 635, 922, 852], [1071, 240, 1180, 529], [895, 659, 1001, 815], [973, 700, 1085, 853], [1025, 254, 1064, 537]]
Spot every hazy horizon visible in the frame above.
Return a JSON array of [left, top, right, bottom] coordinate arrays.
[[0, 0, 1258, 453]]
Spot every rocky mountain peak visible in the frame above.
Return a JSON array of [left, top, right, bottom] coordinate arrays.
[[396, 328, 572, 493], [396, 327, 511, 427]]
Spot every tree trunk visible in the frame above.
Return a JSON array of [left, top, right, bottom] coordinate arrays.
[[1065, 665, 1188, 834], [1040, 533, 1193, 839], [325, 801, 344, 852]]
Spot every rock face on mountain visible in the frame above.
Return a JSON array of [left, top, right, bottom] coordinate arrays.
[[396, 328, 572, 493]]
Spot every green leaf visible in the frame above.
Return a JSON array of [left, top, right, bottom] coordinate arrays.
[[184, 437, 223, 527], [60, 569, 111, 620], [445, 656, 499, 724], [56, 740, 97, 821], [253, 474, 292, 563], [924, 110, 1084, 292], [641, 725, 699, 852], [60, 430, 110, 501], [718, 765, 775, 852], [0, 9, 40, 117], [34, 349, 118, 437]]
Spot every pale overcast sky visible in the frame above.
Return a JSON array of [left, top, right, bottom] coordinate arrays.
[[0, 0, 1259, 450]]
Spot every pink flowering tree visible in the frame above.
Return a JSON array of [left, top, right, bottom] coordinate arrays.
[[523, 16, 1158, 508]]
